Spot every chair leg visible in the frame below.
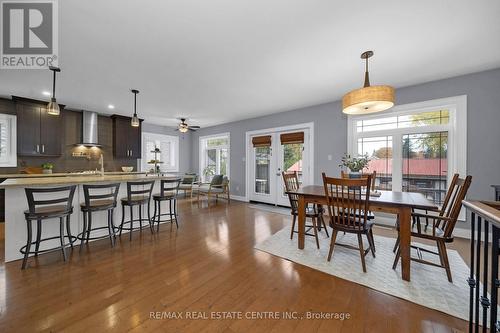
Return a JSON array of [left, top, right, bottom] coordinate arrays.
[[59, 217, 67, 262], [392, 234, 400, 253], [156, 200, 161, 232], [366, 230, 376, 258], [173, 199, 179, 228], [80, 211, 88, 252], [22, 219, 32, 269], [438, 241, 453, 283], [327, 229, 338, 262], [312, 217, 320, 249], [66, 215, 73, 248], [35, 219, 42, 256], [357, 234, 367, 273], [86, 213, 92, 244], [107, 210, 115, 247], [147, 201, 153, 233], [290, 215, 296, 240], [119, 204, 125, 237], [320, 214, 329, 238], [392, 245, 401, 269], [169, 199, 173, 223], [139, 204, 143, 231], [129, 206, 134, 241]]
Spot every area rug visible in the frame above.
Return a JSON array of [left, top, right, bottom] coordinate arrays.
[[255, 226, 477, 321]]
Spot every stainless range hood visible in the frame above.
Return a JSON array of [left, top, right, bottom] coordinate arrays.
[[76, 111, 101, 147]]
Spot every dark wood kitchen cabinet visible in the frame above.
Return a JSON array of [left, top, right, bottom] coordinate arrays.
[[14, 96, 63, 156], [111, 115, 142, 159]]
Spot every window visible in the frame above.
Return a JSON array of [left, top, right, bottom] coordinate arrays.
[[199, 133, 230, 182], [0, 114, 17, 167], [348, 96, 466, 209], [141, 133, 179, 172]]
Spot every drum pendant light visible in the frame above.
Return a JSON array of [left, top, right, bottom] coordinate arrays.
[[131, 89, 140, 127], [47, 66, 61, 115], [342, 51, 394, 115]]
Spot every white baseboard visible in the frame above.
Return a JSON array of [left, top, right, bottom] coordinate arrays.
[[230, 194, 248, 202]]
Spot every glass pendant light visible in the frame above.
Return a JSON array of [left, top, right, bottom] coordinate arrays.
[[342, 51, 395, 115], [131, 89, 140, 127], [47, 66, 61, 115]]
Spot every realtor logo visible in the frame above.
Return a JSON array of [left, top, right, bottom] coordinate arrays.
[[1, 0, 58, 69]]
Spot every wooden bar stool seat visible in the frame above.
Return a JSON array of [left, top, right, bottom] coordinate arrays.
[[21, 185, 77, 269], [119, 180, 155, 240], [153, 179, 181, 231], [79, 183, 120, 249]]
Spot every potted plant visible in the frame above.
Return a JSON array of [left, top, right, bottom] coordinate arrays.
[[203, 165, 215, 182], [339, 153, 370, 177], [41, 162, 54, 174]]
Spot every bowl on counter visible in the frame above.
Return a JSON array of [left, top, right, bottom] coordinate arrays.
[[121, 167, 134, 172]]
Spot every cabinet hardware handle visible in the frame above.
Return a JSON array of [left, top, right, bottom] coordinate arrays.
[[42, 144, 45, 153], [36, 144, 39, 153]]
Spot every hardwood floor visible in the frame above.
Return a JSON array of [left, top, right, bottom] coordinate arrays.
[[0, 199, 468, 332]]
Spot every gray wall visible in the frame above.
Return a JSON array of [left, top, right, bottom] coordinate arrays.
[[191, 68, 500, 202], [142, 123, 193, 173]]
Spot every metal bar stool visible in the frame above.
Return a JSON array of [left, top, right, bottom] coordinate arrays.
[[79, 183, 120, 250], [119, 180, 155, 240], [21, 185, 77, 269], [153, 178, 181, 231]]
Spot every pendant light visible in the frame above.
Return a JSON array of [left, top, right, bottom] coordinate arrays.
[[131, 89, 140, 127], [342, 51, 394, 115], [47, 66, 61, 115]]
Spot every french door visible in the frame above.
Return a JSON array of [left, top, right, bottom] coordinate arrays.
[[249, 128, 312, 206]]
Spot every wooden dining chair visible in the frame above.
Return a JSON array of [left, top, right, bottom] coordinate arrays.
[[322, 173, 375, 272], [282, 171, 329, 249], [392, 174, 472, 282]]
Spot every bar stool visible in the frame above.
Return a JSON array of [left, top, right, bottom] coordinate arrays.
[[79, 183, 120, 250], [119, 180, 155, 240], [153, 178, 181, 231], [21, 185, 77, 269]]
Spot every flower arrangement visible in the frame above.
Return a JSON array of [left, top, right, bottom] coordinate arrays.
[[339, 153, 370, 172]]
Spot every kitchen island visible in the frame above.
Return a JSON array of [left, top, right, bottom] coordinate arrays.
[[0, 173, 181, 263]]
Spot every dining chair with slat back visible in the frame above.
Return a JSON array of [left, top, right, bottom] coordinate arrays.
[[392, 173, 472, 282], [322, 173, 375, 273], [282, 171, 328, 248]]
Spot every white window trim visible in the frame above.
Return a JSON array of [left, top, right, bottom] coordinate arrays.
[[141, 132, 179, 172], [199, 132, 231, 181], [0, 114, 17, 167], [347, 95, 467, 217]]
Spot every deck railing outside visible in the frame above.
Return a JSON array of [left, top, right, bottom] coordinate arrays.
[[463, 200, 500, 333]]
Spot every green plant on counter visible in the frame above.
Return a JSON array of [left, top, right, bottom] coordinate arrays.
[[41, 162, 54, 170], [339, 153, 370, 172]]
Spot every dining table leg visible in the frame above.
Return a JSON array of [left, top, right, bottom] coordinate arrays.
[[298, 195, 306, 249], [399, 206, 412, 281]]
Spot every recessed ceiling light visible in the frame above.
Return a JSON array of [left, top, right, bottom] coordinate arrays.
[[108, 104, 115, 109], [42, 91, 51, 96]]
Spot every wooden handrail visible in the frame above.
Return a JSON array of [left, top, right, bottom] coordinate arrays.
[[463, 200, 500, 227]]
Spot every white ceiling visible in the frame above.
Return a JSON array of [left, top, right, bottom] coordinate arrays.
[[1, 0, 500, 128]]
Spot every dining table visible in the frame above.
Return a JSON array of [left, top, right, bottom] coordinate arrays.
[[288, 185, 438, 282]]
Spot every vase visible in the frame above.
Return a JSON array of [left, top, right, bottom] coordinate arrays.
[[42, 169, 52, 174], [348, 171, 361, 179]]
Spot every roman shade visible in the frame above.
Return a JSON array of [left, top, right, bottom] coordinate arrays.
[[252, 135, 272, 147], [280, 132, 304, 144]]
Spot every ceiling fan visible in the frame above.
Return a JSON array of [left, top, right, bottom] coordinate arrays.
[[176, 118, 200, 133]]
